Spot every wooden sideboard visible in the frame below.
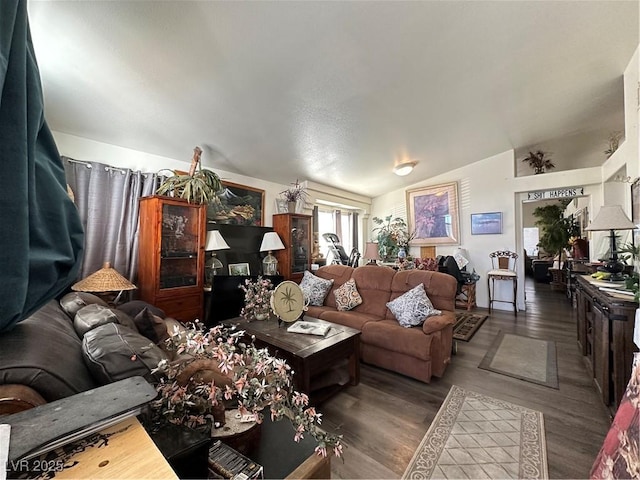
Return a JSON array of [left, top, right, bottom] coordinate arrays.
[[575, 275, 638, 416]]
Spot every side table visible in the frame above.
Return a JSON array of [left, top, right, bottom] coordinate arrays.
[[455, 282, 477, 310]]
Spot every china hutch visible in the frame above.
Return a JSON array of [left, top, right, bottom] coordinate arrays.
[[138, 196, 206, 322], [272, 213, 312, 282]]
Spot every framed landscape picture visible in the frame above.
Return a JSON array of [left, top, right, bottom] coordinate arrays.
[[471, 212, 502, 235], [406, 182, 459, 245], [207, 181, 265, 226]]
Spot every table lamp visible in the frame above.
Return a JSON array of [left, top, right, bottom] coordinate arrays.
[[364, 242, 381, 265], [71, 261, 137, 304], [204, 230, 230, 288], [453, 247, 470, 271], [585, 205, 635, 280], [260, 232, 285, 275]]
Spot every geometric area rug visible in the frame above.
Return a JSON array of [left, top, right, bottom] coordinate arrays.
[[402, 385, 548, 479], [478, 331, 559, 389]]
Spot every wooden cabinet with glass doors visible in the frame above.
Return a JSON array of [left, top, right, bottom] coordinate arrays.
[[138, 196, 206, 322], [272, 213, 312, 282]]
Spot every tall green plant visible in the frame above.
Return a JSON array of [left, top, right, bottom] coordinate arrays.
[[533, 202, 579, 263]]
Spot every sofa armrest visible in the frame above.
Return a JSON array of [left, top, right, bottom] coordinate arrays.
[[422, 311, 455, 335], [0, 384, 46, 415]]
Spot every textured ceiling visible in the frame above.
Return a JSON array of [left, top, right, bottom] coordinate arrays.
[[27, 1, 638, 197]]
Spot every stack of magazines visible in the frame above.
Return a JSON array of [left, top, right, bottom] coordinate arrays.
[[208, 440, 263, 479]]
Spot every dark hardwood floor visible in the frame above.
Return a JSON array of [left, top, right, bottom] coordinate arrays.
[[320, 277, 611, 479]]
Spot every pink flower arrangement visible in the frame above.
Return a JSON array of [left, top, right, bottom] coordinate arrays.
[[239, 276, 274, 319], [150, 322, 343, 458]]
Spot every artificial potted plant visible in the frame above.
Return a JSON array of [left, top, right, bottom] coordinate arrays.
[[156, 146, 223, 204], [532, 201, 580, 289], [280, 180, 309, 213], [522, 150, 555, 175], [371, 215, 413, 261], [149, 322, 344, 458]]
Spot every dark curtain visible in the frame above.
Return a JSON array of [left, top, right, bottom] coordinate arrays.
[[63, 158, 159, 283], [0, 1, 84, 332]]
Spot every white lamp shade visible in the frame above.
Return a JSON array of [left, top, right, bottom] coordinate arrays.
[[585, 205, 635, 231], [453, 247, 470, 269], [260, 232, 285, 252], [205, 230, 230, 251]]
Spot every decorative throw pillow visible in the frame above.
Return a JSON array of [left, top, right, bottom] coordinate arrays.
[[133, 307, 169, 344], [82, 323, 167, 384], [299, 270, 334, 306], [334, 279, 363, 311], [117, 300, 166, 319], [386, 284, 441, 328], [59, 292, 109, 319], [73, 304, 138, 338]]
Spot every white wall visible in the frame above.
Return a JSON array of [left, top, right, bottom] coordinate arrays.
[[53, 132, 371, 229], [372, 149, 606, 311]]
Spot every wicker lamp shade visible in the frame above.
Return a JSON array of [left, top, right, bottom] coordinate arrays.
[[72, 262, 137, 293]]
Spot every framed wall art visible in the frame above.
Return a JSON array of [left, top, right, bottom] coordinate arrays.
[[406, 182, 459, 245], [207, 181, 265, 226], [471, 212, 503, 235], [228, 262, 250, 276]]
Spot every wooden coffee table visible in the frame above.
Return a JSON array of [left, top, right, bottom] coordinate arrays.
[[224, 316, 360, 401]]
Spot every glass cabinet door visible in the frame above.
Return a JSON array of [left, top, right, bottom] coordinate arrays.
[[160, 203, 200, 289], [291, 216, 310, 275]]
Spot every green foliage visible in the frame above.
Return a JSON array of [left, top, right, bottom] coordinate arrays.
[[522, 150, 555, 174], [532, 203, 579, 260], [156, 168, 222, 204], [372, 215, 413, 260]]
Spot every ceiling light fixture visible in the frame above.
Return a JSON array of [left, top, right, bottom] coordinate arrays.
[[393, 161, 417, 176]]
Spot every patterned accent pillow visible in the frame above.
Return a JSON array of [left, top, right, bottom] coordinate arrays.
[[386, 283, 441, 328], [415, 257, 439, 271], [299, 270, 334, 306], [334, 278, 363, 311]]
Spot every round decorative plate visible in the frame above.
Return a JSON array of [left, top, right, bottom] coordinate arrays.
[[271, 281, 305, 322]]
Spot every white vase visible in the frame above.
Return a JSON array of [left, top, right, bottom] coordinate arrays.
[[254, 311, 269, 321], [288, 201, 297, 213]]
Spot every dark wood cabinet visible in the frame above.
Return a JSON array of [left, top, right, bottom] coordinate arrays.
[[138, 195, 206, 322], [272, 213, 312, 282], [575, 275, 637, 416]]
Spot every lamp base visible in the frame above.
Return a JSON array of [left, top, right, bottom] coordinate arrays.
[[599, 259, 626, 282]]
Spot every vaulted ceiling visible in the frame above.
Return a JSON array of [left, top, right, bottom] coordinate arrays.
[[27, 1, 638, 197]]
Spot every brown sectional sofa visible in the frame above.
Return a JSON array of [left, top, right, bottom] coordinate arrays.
[[306, 264, 457, 383]]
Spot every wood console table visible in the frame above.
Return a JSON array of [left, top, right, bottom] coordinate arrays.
[[575, 275, 638, 416]]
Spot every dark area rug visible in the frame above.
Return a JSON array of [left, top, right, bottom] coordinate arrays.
[[453, 311, 488, 341], [479, 331, 559, 389]]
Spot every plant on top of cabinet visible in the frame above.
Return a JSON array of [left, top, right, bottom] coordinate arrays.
[[522, 150, 555, 174], [156, 146, 222, 204]]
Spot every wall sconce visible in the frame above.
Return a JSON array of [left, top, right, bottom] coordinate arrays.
[[204, 230, 230, 288], [393, 161, 417, 176], [260, 232, 285, 275]]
